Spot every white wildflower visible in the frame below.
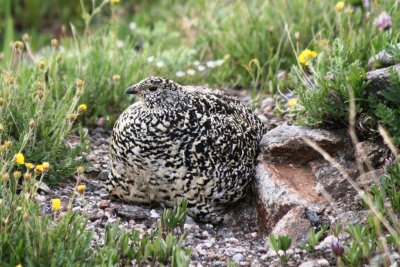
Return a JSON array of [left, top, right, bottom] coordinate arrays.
[[206, 61, 216, 68], [215, 59, 224, 66], [176, 71, 185, 77], [116, 40, 125, 48], [198, 65, 206, 72], [156, 61, 165, 68], [187, 69, 196, 76], [147, 56, 154, 63], [129, 22, 137, 31], [193, 60, 200, 66]]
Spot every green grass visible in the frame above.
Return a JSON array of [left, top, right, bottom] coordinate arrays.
[[1, 0, 400, 265]]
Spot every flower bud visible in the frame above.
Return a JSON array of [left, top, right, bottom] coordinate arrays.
[[23, 212, 29, 222], [76, 79, 85, 88], [331, 239, 344, 256], [4, 140, 12, 149], [77, 166, 85, 174], [13, 171, 22, 180], [29, 119, 36, 129], [22, 33, 30, 43], [14, 41, 25, 50], [51, 38, 59, 47], [39, 60, 45, 70], [68, 114, 77, 122], [23, 172, 32, 181], [2, 173, 10, 182]]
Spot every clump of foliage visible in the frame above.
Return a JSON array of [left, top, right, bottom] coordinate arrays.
[[299, 225, 329, 252], [371, 69, 400, 145], [290, 39, 369, 126], [95, 200, 191, 266], [0, 177, 191, 266], [268, 235, 292, 263]]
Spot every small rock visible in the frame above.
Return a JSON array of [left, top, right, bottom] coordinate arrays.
[[356, 141, 387, 167], [89, 210, 105, 221], [98, 170, 109, 181], [97, 200, 109, 209], [368, 44, 400, 70], [115, 204, 150, 220], [271, 206, 312, 246], [232, 253, 244, 263], [366, 64, 400, 95], [35, 194, 46, 202], [299, 259, 329, 267], [315, 235, 337, 250], [356, 168, 386, 189], [96, 117, 107, 127], [72, 206, 82, 212], [36, 181, 51, 194], [150, 209, 160, 218]]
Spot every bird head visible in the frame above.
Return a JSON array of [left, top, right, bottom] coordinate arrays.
[[125, 76, 185, 108]]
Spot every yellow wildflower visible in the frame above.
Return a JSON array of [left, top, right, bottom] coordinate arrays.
[[223, 54, 231, 61], [14, 153, 25, 165], [288, 98, 298, 108], [335, 1, 345, 12], [298, 49, 318, 66], [51, 199, 61, 211], [76, 184, 86, 194], [35, 164, 43, 173], [39, 60, 46, 70], [111, 0, 120, 3], [78, 104, 87, 113], [16, 264, 23, 267], [42, 162, 50, 172], [25, 162, 34, 169]]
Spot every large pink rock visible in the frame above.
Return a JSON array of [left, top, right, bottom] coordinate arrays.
[[255, 161, 326, 231]]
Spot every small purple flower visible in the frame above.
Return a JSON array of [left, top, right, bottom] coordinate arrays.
[[331, 239, 345, 256], [374, 12, 392, 31]]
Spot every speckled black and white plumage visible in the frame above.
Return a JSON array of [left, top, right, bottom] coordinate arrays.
[[107, 77, 266, 223]]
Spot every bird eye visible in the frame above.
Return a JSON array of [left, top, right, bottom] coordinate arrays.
[[148, 86, 158, 92]]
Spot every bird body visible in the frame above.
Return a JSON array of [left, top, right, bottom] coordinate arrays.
[[107, 77, 266, 223]]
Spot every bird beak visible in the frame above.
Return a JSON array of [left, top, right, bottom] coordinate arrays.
[[125, 85, 138, 95]]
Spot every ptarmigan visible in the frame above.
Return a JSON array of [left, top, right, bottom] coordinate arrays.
[[107, 76, 266, 223]]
